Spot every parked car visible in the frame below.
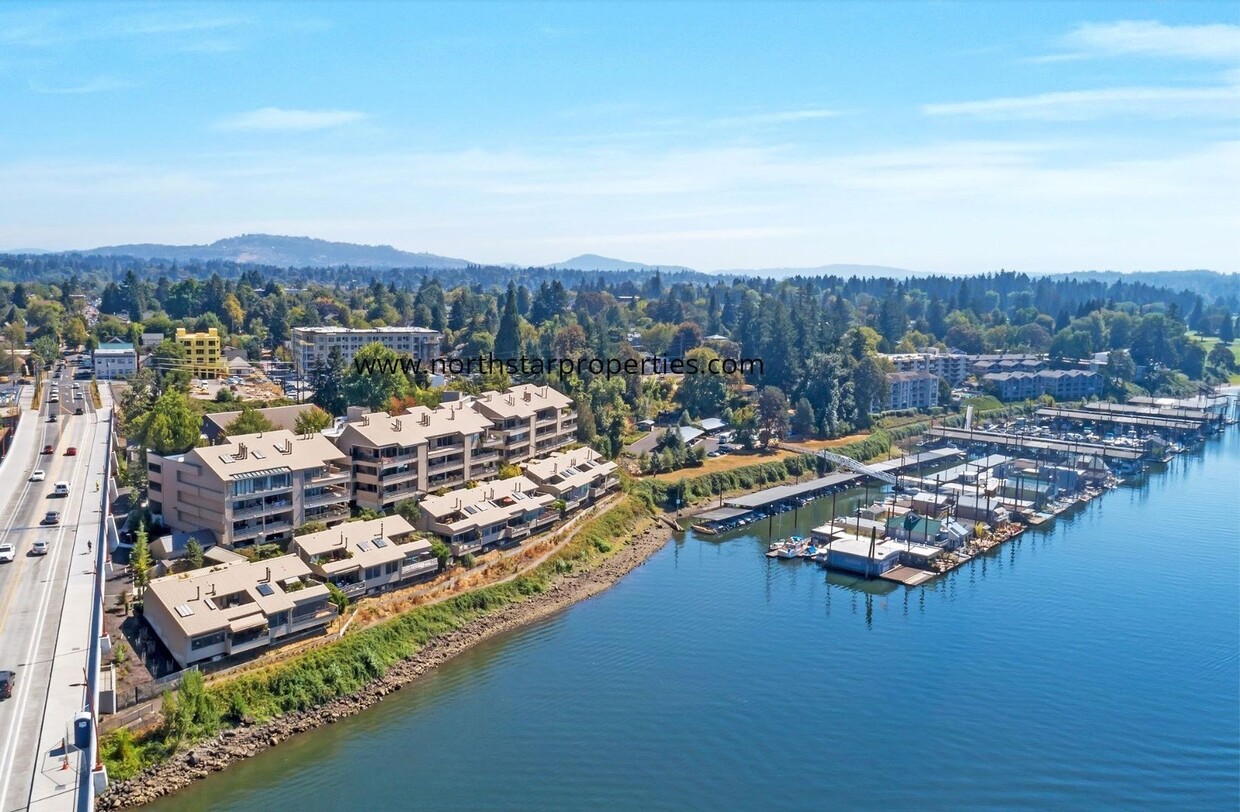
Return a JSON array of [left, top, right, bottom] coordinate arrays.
[[0, 543, 14, 563], [30, 470, 46, 482], [42, 511, 59, 525], [0, 670, 14, 699], [31, 540, 49, 556], [65, 447, 77, 456]]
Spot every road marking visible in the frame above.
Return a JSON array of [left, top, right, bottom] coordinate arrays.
[[0, 391, 97, 806]]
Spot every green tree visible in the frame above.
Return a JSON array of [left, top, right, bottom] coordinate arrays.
[[394, 499, 421, 526], [131, 523, 152, 594], [678, 347, 729, 418], [791, 397, 816, 438], [310, 346, 347, 416], [495, 282, 522, 360], [757, 386, 791, 447], [342, 342, 414, 410], [185, 537, 205, 569], [326, 582, 351, 613], [293, 404, 333, 435], [429, 538, 452, 569], [133, 389, 200, 455], [224, 405, 277, 436], [30, 335, 60, 369]]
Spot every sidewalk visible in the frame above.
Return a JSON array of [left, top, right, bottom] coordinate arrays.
[[27, 385, 113, 812]]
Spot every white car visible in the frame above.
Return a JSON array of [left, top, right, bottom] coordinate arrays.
[[30, 470, 46, 482], [0, 543, 14, 563], [31, 540, 49, 556]]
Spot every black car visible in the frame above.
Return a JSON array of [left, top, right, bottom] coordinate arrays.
[[0, 670, 14, 699]]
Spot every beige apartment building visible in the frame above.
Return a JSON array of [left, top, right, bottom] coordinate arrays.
[[289, 516, 438, 600], [418, 476, 556, 556], [147, 429, 352, 548], [331, 402, 503, 511], [144, 555, 337, 668], [470, 384, 577, 463], [522, 447, 620, 511]]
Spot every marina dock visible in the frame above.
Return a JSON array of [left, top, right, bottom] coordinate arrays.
[[926, 427, 1146, 460]]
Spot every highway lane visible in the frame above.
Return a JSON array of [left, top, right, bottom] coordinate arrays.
[[0, 369, 101, 812]]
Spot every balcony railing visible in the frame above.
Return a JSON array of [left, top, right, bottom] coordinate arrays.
[[232, 499, 292, 520], [401, 559, 439, 579], [305, 487, 349, 507], [289, 607, 339, 629], [380, 467, 419, 485]]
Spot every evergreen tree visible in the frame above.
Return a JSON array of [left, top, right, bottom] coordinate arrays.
[[310, 347, 347, 416], [495, 282, 521, 359]]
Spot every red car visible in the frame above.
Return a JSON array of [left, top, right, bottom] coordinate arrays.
[[65, 447, 77, 457], [42, 445, 53, 454]]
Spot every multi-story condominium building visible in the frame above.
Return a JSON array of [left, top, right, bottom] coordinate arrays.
[[522, 447, 620, 512], [969, 353, 1044, 376], [877, 371, 940, 412], [147, 430, 352, 548], [175, 327, 227, 378], [292, 326, 442, 377], [418, 476, 556, 557], [144, 555, 337, 668], [881, 349, 969, 386], [470, 384, 576, 462], [93, 339, 137, 380], [982, 370, 1101, 402], [289, 516, 438, 600], [331, 403, 501, 511]]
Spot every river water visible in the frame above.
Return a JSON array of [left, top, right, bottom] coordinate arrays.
[[148, 430, 1239, 811]]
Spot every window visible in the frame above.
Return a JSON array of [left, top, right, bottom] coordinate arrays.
[[384, 561, 399, 575], [190, 631, 226, 650], [364, 566, 382, 580]]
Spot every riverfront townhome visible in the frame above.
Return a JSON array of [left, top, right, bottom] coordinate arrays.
[[147, 430, 353, 548], [418, 476, 557, 557], [470, 384, 577, 463], [144, 555, 338, 668], [522, 447, 620, 511], [289, 516, 438, 600], [331, 402, 502, 511]]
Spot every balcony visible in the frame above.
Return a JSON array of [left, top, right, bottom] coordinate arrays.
[[482, 432, 506, 449], [428, 443, 465, 458], [536, 416, 558, 428], [232, 499, 292, 520], [305, 486, 349, 507], [232, 519, 293, 540], [401, 559, 439, 579], [428, 472, 466, 489], [380, 467, 419, 486], [305, 505, 349, 523], [289, 606, 339, 631], [308, 465, 351, 488]]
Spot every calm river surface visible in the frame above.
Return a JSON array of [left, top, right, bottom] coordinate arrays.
[[149, 430, 1240, 811]]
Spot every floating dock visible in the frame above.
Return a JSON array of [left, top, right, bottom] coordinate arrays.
[[926, 427, 1145, 461]]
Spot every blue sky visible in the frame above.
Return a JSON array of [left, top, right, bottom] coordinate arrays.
[[1, 1, 1236, 273]]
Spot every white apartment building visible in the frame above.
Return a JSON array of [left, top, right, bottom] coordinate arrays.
[[522, 447, 620, 512], [331, 403, 502, 511], [292, 326, 442, 377], [289, 516, 438, 600], [878, 371, 940, 412], [418, 476, 557, 557], [144, 554, 337, 668], [148, 430, 352, 548], [93, 339, 138, 380], [470, 384, 577, 463], [881, 349, 969, 386]]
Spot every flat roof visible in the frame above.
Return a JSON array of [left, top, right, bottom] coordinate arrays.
[[696, 507, 754, 523]]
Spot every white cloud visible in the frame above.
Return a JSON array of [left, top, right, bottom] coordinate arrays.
[[28, 76, 134, 94], [1058, 20, 1240, 61], [215, 107, 368, 132], [711, 109, 841, 127], [923, 85, 1240, 120]]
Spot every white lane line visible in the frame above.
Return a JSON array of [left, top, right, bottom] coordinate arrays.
[[0, 408, 94, 807]]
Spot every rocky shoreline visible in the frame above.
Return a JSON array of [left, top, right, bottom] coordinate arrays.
[[99, 520, 673, 810]]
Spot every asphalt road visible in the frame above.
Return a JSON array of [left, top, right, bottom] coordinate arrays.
[[0, 368, 102, 812]]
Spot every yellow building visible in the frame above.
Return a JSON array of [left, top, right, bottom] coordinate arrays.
[[175, 327, 226, 379]]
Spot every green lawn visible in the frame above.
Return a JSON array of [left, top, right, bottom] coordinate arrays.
[[1188, 331, 1240, 384]]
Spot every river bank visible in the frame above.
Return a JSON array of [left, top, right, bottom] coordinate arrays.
[[98, 518, 673, 810]]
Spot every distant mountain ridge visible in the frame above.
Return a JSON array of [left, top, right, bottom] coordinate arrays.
[[548, 254, 695, 273], [71, 234, 471, 269], [714, 262, 926, 279]]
